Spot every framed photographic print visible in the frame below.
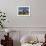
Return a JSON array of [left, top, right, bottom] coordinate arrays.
[[17, 6, 30, 16]]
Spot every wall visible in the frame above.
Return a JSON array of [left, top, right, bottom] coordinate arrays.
[[0, 0, 46, 27]]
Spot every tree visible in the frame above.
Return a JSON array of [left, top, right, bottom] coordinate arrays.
[[0, 10, 6, 28]]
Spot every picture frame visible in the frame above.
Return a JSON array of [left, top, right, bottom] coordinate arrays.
[[17, 6, 31, 16]]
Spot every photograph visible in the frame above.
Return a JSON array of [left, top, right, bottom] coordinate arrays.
[[17, 6, 30, 16]]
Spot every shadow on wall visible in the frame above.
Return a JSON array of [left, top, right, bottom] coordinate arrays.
[[13, 40, 21, 46]]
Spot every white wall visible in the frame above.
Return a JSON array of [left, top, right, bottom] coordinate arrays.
[[0, 0, 46, 27], [32, 0, 46, 27]]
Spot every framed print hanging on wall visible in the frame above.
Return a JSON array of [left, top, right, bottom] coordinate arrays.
[[17, 6, 31, 16]]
